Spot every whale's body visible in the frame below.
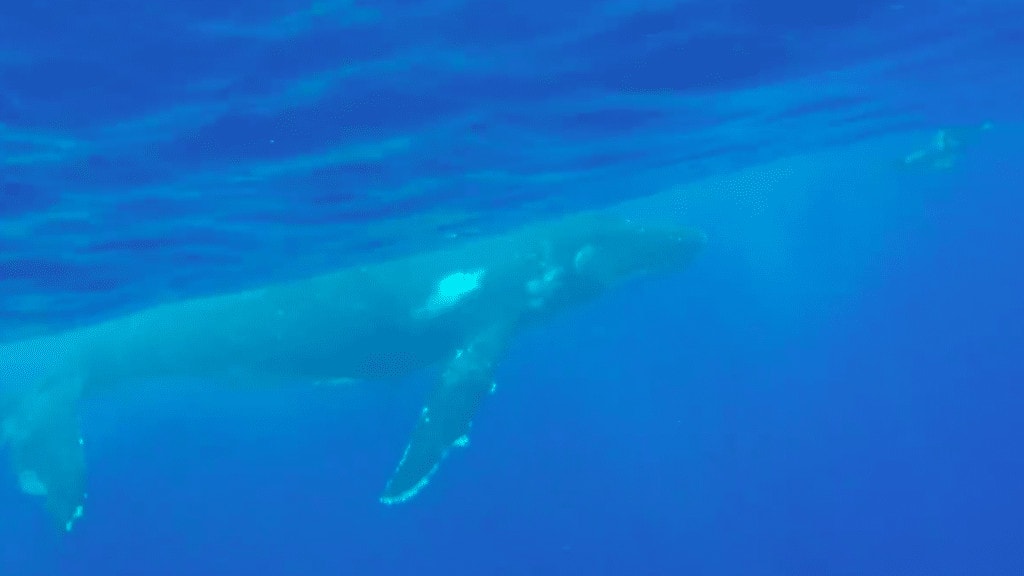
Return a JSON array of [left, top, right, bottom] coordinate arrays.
[[1, 210, 705, 530]]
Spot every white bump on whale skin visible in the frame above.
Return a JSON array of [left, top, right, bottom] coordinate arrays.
[[526, 266, 563, 308], [526, 267, 561, 295], [65, 504, 84, 532], [413, 269, 486, 319]]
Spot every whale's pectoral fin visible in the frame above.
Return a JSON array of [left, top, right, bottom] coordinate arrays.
[[380, 326, 509, 505], [2, 375, 87, 531]]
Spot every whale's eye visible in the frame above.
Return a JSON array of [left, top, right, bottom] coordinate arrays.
[[573, 245, 595, 271]]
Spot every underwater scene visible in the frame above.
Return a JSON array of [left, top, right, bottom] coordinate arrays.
[[1, 0, 1022, 574]]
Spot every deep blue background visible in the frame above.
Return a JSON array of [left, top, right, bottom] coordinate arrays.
[[2, 0, 1022, 574]]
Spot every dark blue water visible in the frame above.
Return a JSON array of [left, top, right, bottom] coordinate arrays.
[[2, 0, 1022, 574]]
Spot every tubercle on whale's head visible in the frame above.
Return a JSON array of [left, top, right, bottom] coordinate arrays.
[[568, 216, 707, 289]]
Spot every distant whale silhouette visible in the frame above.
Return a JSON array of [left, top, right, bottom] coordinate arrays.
[[900, 121, 993, 170], [1, 209, 706, 531]]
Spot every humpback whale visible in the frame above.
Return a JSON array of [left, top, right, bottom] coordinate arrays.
[[901, 121, 993, 170], [0, 209, 706, 531]]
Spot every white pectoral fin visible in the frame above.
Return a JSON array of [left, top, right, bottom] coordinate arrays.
[[380, 327, 506, 505], [3, 374, 88, 531]]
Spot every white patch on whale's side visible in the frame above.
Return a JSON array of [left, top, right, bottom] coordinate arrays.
[[413, 269, 486, 319]]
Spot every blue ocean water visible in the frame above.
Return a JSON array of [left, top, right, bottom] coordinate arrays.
[[2, 0, 1022, 574]]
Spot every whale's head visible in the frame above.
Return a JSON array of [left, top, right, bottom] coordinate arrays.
[[562, 215, 707, 294]]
